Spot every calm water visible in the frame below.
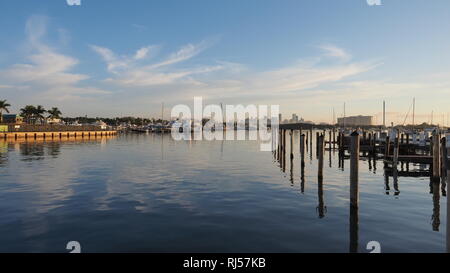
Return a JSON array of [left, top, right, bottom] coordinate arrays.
[[0, 131, 447, 253]]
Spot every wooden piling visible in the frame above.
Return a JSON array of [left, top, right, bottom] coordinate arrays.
[[384, 136, 390, 160], [339, 131, 344, 156], [316, 132, 320, 149], [350, 131, 360, 208], [290, 130, 294, 159], [283, 129, 286, 172], [441, 137, 447, 179], [329, 130, 332, 149], [332, 128, 336, 150], [371, 132, 376, 156], [318, 134, 324, 179], [432, 130, 441, 180], [300, 133, 305, 167], [446, 134, 450, 253], [393, 135, 400, 179], [277, 129, 281, 161]]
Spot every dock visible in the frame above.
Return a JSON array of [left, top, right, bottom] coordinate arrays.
[[1, 130, 117, 140]]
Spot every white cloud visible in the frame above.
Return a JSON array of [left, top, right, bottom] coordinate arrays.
[[319, 44, 351, 61], [0, 15, 110, 102], [134, 46, 151, 60], [92, 39, 220, 87]]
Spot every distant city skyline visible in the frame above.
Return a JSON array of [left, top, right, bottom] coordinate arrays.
[[0, 1, 449, 125]]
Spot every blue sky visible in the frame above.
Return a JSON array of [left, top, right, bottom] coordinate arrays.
[[0, 0, 449, 124]]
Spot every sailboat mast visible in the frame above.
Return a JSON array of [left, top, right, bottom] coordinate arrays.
[[412, 98, 415, 126]]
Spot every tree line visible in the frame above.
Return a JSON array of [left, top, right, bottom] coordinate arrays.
[[1, 99, 62, 124], [1, 99, 168, 126]]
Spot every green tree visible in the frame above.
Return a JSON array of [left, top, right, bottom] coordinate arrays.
[[47, 107, 62, 120], [34, 105, 46, 124], [20, 105, 36, 124], [0, 100, 11, 123]]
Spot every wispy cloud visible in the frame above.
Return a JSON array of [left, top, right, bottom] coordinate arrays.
[[92, 38, 220, 87], [131, 23, 147, 32], [319, 44, 351, 61], [0, 15, 111, 102]]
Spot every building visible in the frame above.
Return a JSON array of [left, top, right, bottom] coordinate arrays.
[[337, 115, 373, 126], [1, 114, 23, 124], [47, 118, 62, 125], [291, 114, 299, 123]]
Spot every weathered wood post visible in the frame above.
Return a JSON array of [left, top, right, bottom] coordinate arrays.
[[430, 136, 434, 156], [384, 136, 390, 160], [333, 128, 336, 150], [306, 131, 309, 153], [372, 131, 377, 156], [318, 134, 324, 179], [441, 137, 447, 179], [283, 129, 287, 172], [393, 134, 400, 180], [350, 131, 360, 208], [328, 130, 332, 149], [290, 130, 294, 159], [300, 133, 306, 168], [316, 132, 320, 154], [281, 129, 286, 172], [277, 129, 281, 161], [339, 131, 344, 156], [446, 134, 450, 253], [432, 130, 441, 181]]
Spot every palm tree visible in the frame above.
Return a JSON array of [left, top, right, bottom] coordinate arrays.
[[20, 105, 36, 124], [34, 105, 46, 124], [0, 100, 11, 123], [47, 107, 62, 120]]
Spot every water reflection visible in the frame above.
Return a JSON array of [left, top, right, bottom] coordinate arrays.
[[432, 180, 441, 231], [272, 129, 447, 252], [316, 176, 326, 218], [0, 131, 447, 253], [349, 206, 359, 253]]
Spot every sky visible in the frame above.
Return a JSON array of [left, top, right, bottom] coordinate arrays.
[[0, 0, 449, 125]]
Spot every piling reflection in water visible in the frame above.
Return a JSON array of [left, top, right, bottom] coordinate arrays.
[[349, 206, 359, 253], [273, 128, 448, 252], [432, 179, 441, 232], [0, 129, 448, 252], [317, 176, 326, 218]]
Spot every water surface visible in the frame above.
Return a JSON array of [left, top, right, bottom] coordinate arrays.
[[0, 132, 447, 253]]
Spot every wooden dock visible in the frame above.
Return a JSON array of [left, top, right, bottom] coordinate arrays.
[[1, 130, 117, 140]]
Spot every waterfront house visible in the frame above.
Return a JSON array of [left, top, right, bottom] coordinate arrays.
[[1, 114, 23, 124]]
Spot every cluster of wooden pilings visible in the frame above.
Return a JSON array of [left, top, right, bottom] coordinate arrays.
[[274, 127, 449, 203], [274, 127, 450, 252]]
